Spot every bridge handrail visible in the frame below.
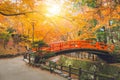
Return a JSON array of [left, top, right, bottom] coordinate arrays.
[[32, 40, 114, 53]]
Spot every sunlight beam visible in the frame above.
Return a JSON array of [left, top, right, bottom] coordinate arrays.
[[46, 4, 61, 17]]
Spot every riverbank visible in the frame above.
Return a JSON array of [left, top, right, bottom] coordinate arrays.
[[57, 55, 120, 80]]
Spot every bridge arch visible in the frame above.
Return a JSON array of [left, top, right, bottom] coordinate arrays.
[[33, 40, 115, 63], [52, 48, 114, 63]]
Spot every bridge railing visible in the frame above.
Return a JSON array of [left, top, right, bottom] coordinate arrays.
[[41, 41, 114, 53], [32, 41, 114, 53]]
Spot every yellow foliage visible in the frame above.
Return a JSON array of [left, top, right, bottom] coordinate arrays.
[[0, 0, 119, 43]]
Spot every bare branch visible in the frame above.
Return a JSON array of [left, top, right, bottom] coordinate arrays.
[[0, 11, 34, 16]]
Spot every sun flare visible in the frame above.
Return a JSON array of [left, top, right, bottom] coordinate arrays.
[[47, 4, 61, 16]]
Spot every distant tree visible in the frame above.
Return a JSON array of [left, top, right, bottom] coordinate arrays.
[[0, 32, 10, 49], [96, 26, 107, 43], [32, 40, 48, 51]]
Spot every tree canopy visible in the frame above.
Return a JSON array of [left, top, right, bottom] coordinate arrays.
[[0, 0, 119, 46]]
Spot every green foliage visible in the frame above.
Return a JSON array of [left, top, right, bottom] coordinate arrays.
[[58, 56, 94, 70], [0, 32, 10, 47], [81, 0, 86, 5], [6, 27, 16, 34], [85, 38, 97, 41], [11, 34, 29, 45], [112, 26, 120, 31], [96, 27, 107, 43], [109, 20, 120, 26], [0, 32, 10, 48], [32, 40, 48, 48], [12, 34, 22, 44], [78, 30, 82, 36], [81, 0, 97, 8], [20, 34, 29, 42], [30, 52, 36, 57], [36, 50, 43, 53], [87, 1, 97, 8], [89, 19, 98, 27], [0, 32, 10, 40], [58, 56, 120, 79], [43, 52, 56, 59]]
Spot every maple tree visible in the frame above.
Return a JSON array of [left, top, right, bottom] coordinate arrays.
[[0, 0, 119, 52]]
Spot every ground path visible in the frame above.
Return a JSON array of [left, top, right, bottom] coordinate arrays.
[[0, 56, 67, 80]]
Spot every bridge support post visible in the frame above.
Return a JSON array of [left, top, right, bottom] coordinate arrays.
[[93, 71, 97, 80], [23, 53, 27, 59], [54, 63, 57, 70], [49, 62, 53, 73], [29, 54, 31, 64], [92, 54, 95, 61], [78, 68, 82, 80], [60, 64, 63, 73], [69, 65, 71, 78]]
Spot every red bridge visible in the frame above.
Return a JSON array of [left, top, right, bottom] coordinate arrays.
[[33, 40, 115, 63], [42, 40, 114, 52]]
